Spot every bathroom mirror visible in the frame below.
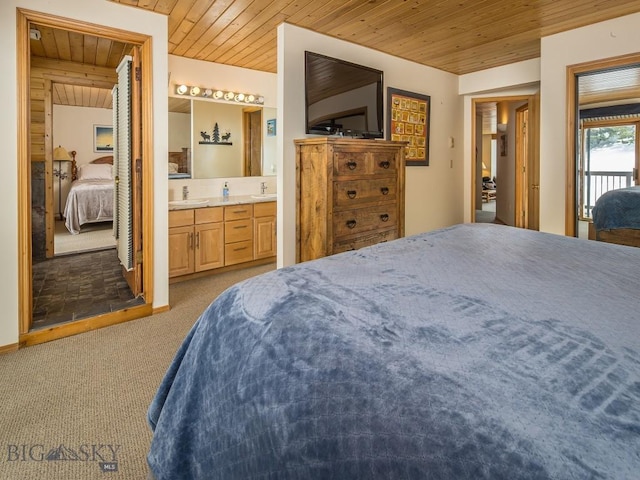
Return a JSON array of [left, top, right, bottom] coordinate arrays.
[[168, 97, 277, 179]]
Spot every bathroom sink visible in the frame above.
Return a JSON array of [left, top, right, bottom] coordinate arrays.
[[169, 198, 209, 207], [250, 193, 277, 199]]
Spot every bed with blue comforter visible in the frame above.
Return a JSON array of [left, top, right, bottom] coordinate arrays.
[[592, 185, 640, 231], [592, 186, 640, 247], [148, 223, 640, 479]]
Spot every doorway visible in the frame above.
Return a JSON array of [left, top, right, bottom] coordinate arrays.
[[243, 108, 263, 176], [565, 53, 640, 237], [471, 95, 540, 229], [17, 9, 154, 347], [566, 54, 640, 237]]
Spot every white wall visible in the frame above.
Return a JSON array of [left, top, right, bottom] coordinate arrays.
[[539, 12, 640, 234], [168, 112, 190, 152], [53, 104, 113, 216], [0, 0, 168, 348], [168, 55, 276, 108], [53, 105, 113, 164], [277, 23, 464, 267], [192, 101, 244, 178]]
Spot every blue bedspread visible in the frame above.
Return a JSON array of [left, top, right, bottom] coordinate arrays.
[[592, 185, 640, 231], [148, 224, 640, 479]]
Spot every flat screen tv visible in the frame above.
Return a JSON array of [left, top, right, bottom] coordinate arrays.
[[305, 51, 384, 138]]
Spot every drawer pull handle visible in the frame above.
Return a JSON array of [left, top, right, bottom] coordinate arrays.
[[379, 161, 390, 169], [234, 246, 248, 251], [346, 220, 357, 229], [195, 232, 200, 248], [346, 161, 357, 170], [380, 214, 390, 222], [189, 232, 194, 249], [347, 190, 357, 199], [380, 187, 389, 195], [234, 225, 247, 229]]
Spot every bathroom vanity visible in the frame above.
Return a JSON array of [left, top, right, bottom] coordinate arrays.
[[168, 196, 276, 281]]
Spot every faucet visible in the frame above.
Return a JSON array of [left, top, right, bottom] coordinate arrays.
[[260, 182, 267, 194], [182, 186, 189, 200]]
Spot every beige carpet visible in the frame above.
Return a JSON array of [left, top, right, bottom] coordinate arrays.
[[54, 220, 116, 256], [0, 263, 275, 480]]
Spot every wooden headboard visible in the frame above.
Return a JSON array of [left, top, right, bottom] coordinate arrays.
[[71, 155, 114, 181]]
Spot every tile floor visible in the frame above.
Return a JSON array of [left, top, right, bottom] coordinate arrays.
[[32, 248, 145, 330]]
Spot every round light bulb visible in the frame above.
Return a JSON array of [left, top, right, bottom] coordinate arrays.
[[190, 86, 201, 96], [176, 84, 188, 95], [246, 94, 255, 103], [203, 89, 213, 97], [213, 90, 224, 99], [224, 91, 235, 101], [235, 93, 245, 102]]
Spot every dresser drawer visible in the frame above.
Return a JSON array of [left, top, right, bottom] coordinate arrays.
[[225, 218, 253, 243], [370, 149, 399, 175], [224, 204, 253, 221], [225, 240, 254, 266], [333, 178, 397, 207], [333, 228, 398, 254], [333, 150, 368, 176], [333, 206, 397, 238]]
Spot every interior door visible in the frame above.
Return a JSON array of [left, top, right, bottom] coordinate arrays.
[[114, 47, 143, 297], [127, 45, 143, 296], [527, 90, 541, 230]]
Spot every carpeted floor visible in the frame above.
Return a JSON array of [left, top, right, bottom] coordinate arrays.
[[0, 263, 275, 480], [475, 199, 496, 223], [54, 220, 116, 256]]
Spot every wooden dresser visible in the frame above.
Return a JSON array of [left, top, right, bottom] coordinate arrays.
[[295, 137, 405, 262]]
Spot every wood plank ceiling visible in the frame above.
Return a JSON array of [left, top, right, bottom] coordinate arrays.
[[109, 0, 640, 75], [29, 23, 135, 109], [31, 0, 640, 110]]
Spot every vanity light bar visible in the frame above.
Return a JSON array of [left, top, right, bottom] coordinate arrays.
[[175, 84, 264, 104]]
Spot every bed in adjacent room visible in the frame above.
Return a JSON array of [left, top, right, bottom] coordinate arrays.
[[63, 156, 114, 235], [591, 185, 640, 247], [147, 223, 640, 480]]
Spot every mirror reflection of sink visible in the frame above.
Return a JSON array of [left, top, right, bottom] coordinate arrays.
[[169, 198, 209, 207], [251, 193, 277, 199]]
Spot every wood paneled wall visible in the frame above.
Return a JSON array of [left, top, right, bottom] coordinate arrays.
[[30, 56, 117, 161]]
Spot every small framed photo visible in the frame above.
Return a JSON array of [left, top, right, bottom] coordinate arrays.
[[266, 118, 276, 136], [94, 125, 114, 152]]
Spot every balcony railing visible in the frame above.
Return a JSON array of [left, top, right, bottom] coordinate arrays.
[[582, 170, 634, 218]]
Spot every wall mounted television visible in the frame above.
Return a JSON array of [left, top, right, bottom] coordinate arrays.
[[305, 51, 384, 138]]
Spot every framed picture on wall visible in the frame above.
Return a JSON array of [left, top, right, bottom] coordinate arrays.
[[93, 125, 114, 153], [267, 119, 276, 136], [386, 87, 430, 166]]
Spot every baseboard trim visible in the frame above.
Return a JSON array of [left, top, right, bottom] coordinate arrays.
[[169, 258, 276, 284], [0, 343, 19, 355], [153, 304, 171, 314], [20, 303, 153, 348]]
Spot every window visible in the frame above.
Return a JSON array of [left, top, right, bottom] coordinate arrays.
[[579, 121, 637, 219]]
